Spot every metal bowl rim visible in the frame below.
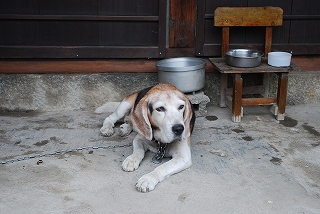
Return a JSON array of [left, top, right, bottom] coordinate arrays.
[[156, 57, 207, 72], [225, 49, 264, 59]]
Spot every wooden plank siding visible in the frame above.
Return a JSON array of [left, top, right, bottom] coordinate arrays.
[[196, 0, 320, 57], [0, 0, 319, 63], [0, 0, 167, 59], [169, 0, 197, 48]]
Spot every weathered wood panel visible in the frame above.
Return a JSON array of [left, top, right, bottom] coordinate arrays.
[[0, 0, 166, 58], [169, 0, 197, 48], [214, 7, 283, 27]]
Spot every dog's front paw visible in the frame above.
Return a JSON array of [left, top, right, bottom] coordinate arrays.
[[100, 124, 114, 136], [136, 173, 159, 193], [122, 155, 141, 172], [119, 123, 133, 136]]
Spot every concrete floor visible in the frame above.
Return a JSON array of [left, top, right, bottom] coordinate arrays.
[[0, 104, 320, 214]]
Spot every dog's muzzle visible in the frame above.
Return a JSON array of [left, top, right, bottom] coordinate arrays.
[[172, 124, 184, 136]]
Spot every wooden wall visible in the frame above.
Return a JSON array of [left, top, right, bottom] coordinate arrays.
[[0, 0, 166, 58], [0, 0, 319, 59]]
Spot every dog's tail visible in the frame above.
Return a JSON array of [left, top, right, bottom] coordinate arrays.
[[94, 102, 120, 114]]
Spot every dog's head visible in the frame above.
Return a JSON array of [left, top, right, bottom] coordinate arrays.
[[131, 84, 195, 144]]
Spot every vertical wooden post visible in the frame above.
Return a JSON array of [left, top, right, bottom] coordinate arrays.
[[232, 74, 243, 122], [276, 72, 289, 120], [169, 0, 197, 48], [220, 27, 230, 108], [265, 26, 273, 56], [222, 27, 229, 57]]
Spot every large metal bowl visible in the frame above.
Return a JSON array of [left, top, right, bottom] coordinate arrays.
[[156, 57, 206, 93], [225, 49, 264, 67]]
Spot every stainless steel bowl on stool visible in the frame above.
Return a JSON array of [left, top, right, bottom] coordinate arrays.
[[225, 49, 264, 68]]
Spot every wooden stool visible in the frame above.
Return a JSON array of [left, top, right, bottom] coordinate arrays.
[[209, 58, 300, 122], [210, 7, 300, 122]]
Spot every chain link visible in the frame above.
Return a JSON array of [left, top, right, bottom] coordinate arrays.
[[1, 143, 132, 165]]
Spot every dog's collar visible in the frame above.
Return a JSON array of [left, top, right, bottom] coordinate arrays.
[[152, 139, 167, 164]]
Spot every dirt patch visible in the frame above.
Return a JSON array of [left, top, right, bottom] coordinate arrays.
[[242, 136, 254, 141], [302, 124, 320, 137], [270, 157, 283, 165], [232, 128, 245, 133], [280, 116, 298, 127], [205, 115, 218, 121]]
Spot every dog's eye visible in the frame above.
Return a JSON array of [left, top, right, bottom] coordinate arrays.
[[156, 106, 165, 112], [178, 105, 184, 110]]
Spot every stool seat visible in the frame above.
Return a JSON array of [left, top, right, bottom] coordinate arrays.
[[210, 58, 301, 122], [209, 58, 299, 74]]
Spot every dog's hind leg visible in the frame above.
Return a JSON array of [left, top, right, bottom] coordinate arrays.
[[119, 115, 133, 136], [100, 93, 137, 136]]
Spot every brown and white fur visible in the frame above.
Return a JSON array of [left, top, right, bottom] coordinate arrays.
[[100, 83, 195, 192]]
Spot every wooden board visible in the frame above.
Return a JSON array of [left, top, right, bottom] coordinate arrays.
[[0, 60, 158, 74], [214, 7, 283, 27], [169, 0, 197, 48]]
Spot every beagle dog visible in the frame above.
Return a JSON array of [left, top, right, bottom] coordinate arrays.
[[100, 83, 195, 192]]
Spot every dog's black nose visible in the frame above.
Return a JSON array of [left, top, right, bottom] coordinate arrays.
[[172, 124, 184, 136]]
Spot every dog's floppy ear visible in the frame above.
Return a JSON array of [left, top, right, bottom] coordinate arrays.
[[183, 96, 195, 136], [131, 96, 153, 141]]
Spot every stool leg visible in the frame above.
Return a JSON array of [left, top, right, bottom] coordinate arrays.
[[232, 74, 243, 122], [276, 72, 289, 120], [220, 73, 228, 107]]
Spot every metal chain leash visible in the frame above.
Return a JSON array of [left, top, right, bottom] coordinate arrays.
[[1, 143, 132, 165], [152, 141, 167, 164]]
